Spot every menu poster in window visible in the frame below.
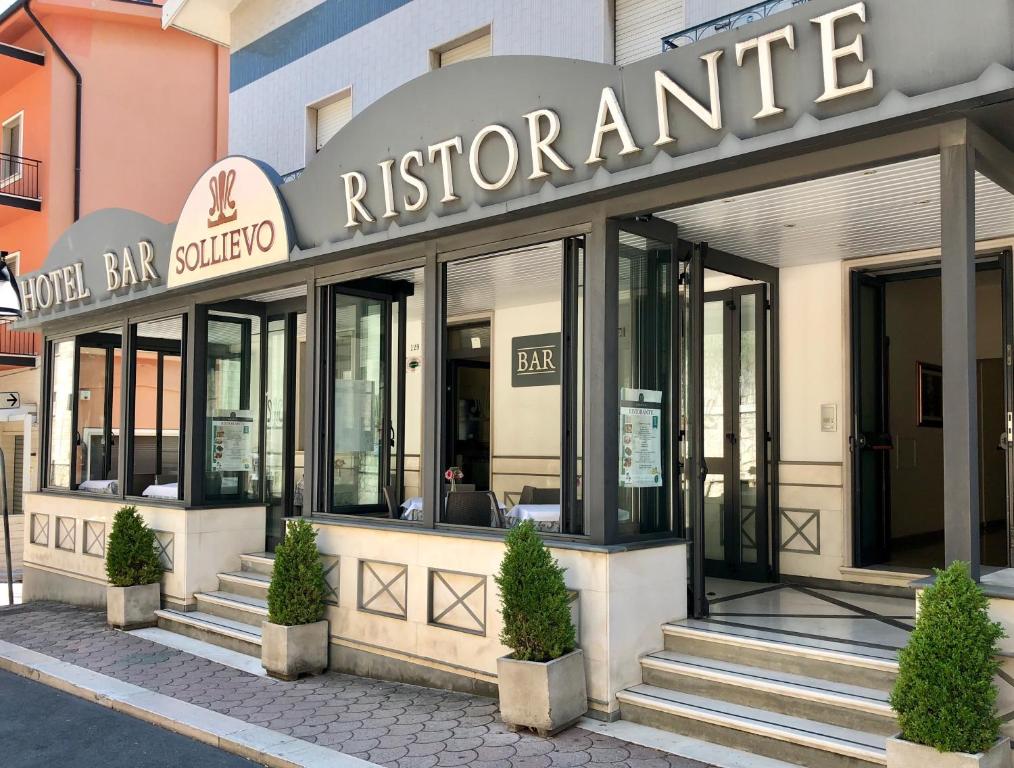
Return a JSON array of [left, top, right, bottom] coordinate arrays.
[[211, 411, 254, 472], [619, 388, 663, 488]]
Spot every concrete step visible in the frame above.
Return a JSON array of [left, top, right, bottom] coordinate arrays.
[[217, 570, 270, 600], [240, 552, 275, 577], [194, 590, 268, 626], [617, 685, 887, 768], [663, 621, 899, 691], [640, 651, 896, 735], [155, 609, 262, 658]]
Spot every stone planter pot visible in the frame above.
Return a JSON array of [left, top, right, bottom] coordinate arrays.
[[106, 583, 160, 630], [886, 735, 1012, 768], [261, 620, 329, 680], [497, 649, 587, 736]]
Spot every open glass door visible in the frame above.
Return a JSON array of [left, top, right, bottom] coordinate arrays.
[[702, 284, 769, 581], [322, 277, 413, 517]]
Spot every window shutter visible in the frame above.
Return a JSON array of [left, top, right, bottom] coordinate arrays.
[[438, 32, 491, 68], [315, 94, 352, 152], [615, 0, 684, 66]]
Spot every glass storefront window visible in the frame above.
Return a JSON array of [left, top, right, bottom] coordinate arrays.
[[205, 312, 261, 502], [129, 316, 185, 500], [46, 339, 75, 489], [617, 232, 673, 536], [440, 239, 584, 533], [74, 328, 123, 493]]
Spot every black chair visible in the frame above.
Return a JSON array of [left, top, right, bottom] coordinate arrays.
[[383, 486, 400, 519], [532, 487, 560, 504], [445, 491, 499, 527], [519, 485, 536, 505]]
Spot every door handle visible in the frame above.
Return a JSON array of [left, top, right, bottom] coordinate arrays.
[[726, 432, 737, 445]]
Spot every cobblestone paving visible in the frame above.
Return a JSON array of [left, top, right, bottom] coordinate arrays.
[[0, 603, 710, 768]]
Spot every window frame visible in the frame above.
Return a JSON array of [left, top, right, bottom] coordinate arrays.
[[124, 314, 188, 503], [1, 111, 24, 186]]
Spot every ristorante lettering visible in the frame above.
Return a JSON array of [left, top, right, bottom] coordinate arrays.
[[174, 220, 277, 276]]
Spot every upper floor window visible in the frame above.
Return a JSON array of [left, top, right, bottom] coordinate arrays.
[[1, 112, 23, 182], [615, 0, 685, 65], [431, 27, 491, 69], [311, 88, 352, 154]]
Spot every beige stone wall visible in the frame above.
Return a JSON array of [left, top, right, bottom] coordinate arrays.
[[22, 493, 266, 609], [0, 514, 23, 577], [312, 521, 686, 717]]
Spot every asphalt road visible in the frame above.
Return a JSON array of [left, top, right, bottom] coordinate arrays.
[[0, 668, 260, 768]]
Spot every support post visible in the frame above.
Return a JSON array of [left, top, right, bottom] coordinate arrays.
[[421, 244, 442, 529], [940, 136, 980, 579]]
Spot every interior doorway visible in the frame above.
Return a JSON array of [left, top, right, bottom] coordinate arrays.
[[851, 256, 1012, 570], [444, 321, 492, 492]]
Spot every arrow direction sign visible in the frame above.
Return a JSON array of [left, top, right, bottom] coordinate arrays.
[[0, 392, 20, 410]]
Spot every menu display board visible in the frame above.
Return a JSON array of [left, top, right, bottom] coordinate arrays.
[[619, 389, 663, 488], [211, 411, 254, 473]]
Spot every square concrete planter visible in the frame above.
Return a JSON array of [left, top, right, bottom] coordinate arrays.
[[497, 649, 587, 736], [261, 620, 329, 680], [887, 735, 1012, 768], [106, 583, 160, 630]]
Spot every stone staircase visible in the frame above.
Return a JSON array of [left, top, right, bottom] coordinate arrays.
[[155, 552, 274, 658], [616, 619, 899, 768]]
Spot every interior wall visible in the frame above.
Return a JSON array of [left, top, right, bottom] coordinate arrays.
[[885, 271, 1003, 541]]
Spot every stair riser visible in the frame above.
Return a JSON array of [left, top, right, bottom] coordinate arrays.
[[195, 597, 267, 627], [240, 557, 274, 577], [218, 577, 269, 600], [156, 614, 261, 658], [641, 665, 897, 736], [663, 634, 897, 692], [619, 700, 883, 768]]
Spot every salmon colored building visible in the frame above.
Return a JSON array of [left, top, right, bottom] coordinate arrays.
[[0, 0, 226, 567]]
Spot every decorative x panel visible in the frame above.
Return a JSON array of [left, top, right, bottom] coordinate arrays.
[[429, 569, 486, 635], [321, 555, 340, 606], [153, 531, 175, 572], [30, 514, 49, 546], [358, 560, 407, 619], [56, 517, 76, 552], [84, 520, 106, 557], [780, 508, 821, 554]]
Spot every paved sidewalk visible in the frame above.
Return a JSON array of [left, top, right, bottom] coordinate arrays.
[[0, 602, 712, 768]]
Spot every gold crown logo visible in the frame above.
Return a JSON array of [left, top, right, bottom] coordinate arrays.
[[207, 169, 238, 228]]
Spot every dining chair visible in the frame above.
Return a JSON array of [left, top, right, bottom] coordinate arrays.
[[445, 491, 496, 527], [532, 487, 560, 504]]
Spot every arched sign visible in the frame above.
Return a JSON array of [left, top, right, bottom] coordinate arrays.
[[169, 156, 291, 289]]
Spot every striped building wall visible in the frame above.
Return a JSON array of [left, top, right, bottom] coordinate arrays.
[[227, 0, 613, 175]]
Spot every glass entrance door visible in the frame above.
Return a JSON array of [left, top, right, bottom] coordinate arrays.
[[702, 284, 769, 580]]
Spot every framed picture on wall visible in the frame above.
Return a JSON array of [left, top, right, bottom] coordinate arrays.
[[917, 362, 943, 428]]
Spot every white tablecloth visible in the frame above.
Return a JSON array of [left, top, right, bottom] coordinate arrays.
[[507, 504, 561, 531], [142, 482, 179, 500], [78, 479, 118, 495]]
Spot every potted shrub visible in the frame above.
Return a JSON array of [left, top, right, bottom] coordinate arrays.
[[105, 505, 163, 629], [494, 520, 586, 736], [888, 561, 1009, 767], [262, 519, 329, 680]]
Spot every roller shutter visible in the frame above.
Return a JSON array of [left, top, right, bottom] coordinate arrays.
[[438, 32, 491, 68], [615, 0, 685, 65], [315, 93, 352, 152]]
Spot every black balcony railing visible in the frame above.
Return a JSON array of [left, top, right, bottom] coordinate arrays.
[[0, 152, 41, 202], [662, 0, 811, 50]]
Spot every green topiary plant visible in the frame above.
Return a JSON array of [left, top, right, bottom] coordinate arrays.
[[267, 519, 327, 626], [890, 561, 1004, 754], [105, 506, 163, 587], [494, 520, 576, 663]]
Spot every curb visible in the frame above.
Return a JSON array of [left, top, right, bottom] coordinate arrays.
[[0, 639, 378, 768]]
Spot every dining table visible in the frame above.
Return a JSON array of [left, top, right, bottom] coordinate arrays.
[[506, 503, 561, 532], [400, 495, 507, 522]]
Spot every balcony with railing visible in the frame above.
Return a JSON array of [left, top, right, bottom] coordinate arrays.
[[662, 0, 811, 50], [0, 318, 39, 365], [0, 153, 42, 211]]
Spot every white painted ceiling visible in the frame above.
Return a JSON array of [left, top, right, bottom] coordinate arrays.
[[657, 155, 1014, 268]]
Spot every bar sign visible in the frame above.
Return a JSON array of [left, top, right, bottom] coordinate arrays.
[[511, 333, 560, 387]]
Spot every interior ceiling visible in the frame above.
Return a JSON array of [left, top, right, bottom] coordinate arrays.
[[657, 155, 1014, 269]]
